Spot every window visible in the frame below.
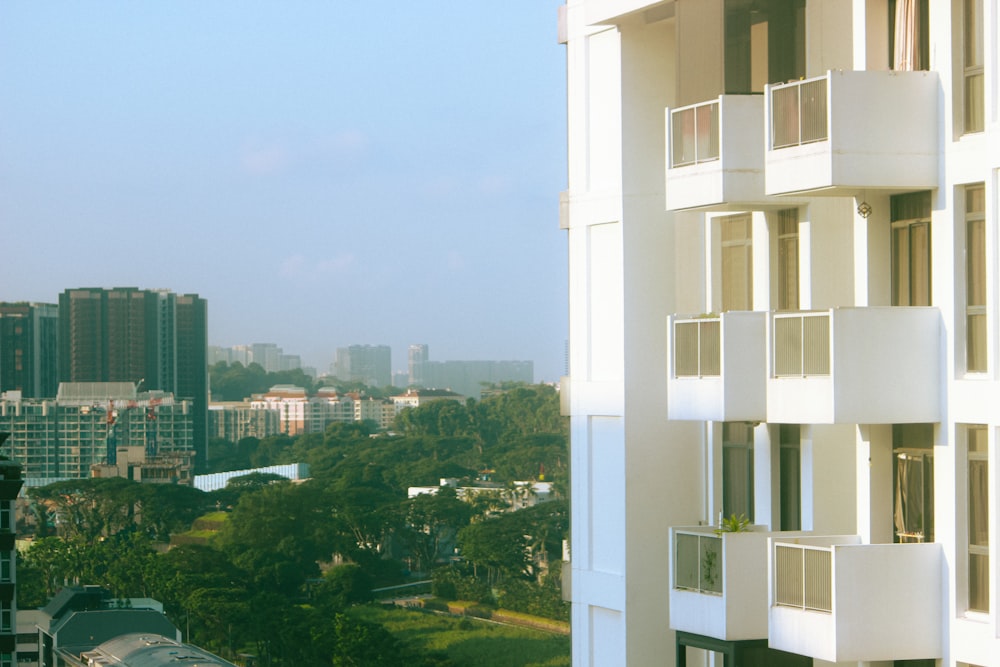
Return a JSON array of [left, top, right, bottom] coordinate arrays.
[[723, 422, 754, 521], [967, 425, 989, 613], [966, 184, 987, 372], [0, 553, 11, 583], [891, 191, 932, 306], [893, 424, 934, 543], [889, 0, 929, 71], [777, 210, 799, 311], [724, 0, 805, 94], [963, 0, 984, 133], [779, 424, 801, 531], [722, 215, 753, 311]]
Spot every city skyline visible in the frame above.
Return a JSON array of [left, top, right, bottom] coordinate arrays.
[[0, 2, 567, 381]]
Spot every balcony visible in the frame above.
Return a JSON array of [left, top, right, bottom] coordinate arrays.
[[764, 70, 939, 196], [769, 536, 943, 663], [766, 307, 940, 424], [665, 95, 771, 211], [667, 312, 766, 422], [671, 526, 807, 641]]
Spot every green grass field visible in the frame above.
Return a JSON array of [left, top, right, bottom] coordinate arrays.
[[350, 605, 571, 667]]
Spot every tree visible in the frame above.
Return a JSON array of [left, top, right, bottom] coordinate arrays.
[[313, 564, 373, 610], [400, 487, 473, 572], [218, 481, 338, 595], [29, 478, 144, 540]]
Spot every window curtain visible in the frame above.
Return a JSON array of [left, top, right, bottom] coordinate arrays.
[[894, 0, 921, 70], [894, 455, 926, 541]]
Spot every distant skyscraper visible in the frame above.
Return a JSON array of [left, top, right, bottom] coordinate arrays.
[[408, 344, 429, 385], [414, 359, 533, 399], [334, 345, 392, 387], [58, 288, 208, 469], [0, 302, 59, 398]]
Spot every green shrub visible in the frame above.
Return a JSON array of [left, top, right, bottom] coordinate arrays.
[[421, 597, 449, 612]]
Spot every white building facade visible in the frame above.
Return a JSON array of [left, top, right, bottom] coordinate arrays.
[[561, 1, 999, 666]]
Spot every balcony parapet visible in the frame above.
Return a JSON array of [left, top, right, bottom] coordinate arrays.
[[666, 312, 766, 422], [666, 95, 775, 211], [769, 536, 943, 662], [766, 307, 940, 424], [670, 525, 806, 641], [764, 70, 939, 196]]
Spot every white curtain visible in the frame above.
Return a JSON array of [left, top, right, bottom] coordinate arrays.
[[894, 0, 921, 70]]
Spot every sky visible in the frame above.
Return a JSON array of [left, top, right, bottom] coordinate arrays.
[[0, 2, 568, 382]]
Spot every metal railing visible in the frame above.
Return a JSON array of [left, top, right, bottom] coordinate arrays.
[[773, 312, 830, 377], [670, 100, 720, 167], [675, 531, 723, 595], [770, 76, 828, 149], [674, 318, 721, 377], [774, 543, 832, 612]]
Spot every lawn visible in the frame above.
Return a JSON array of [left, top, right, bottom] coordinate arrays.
[[350, 605, 571, 667]]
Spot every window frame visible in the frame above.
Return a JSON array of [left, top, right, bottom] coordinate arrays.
[[965, 424, 989, 614], [777, 209, 800, 312], [721, 214, 753, 312], [965, 184, 987, 373], [890, 192, 932, 307], [962, 0, 984, 134]]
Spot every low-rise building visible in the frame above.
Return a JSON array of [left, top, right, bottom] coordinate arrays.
[[391, 389, 464, 415], [26, 586, 234, 667]]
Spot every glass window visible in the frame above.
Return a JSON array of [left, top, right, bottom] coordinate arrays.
[[721, 215, 753, 311], [779, 424, 801, 531], [891, 192, 932, 306], [893, 424, 934, 543], [966, 184, 987, 372], [777, 210, 799, 311], [890, 0, 929, 71], [723, 422, 754, 521], [967, 425, 989, 613], [963, 0, 984, 133]]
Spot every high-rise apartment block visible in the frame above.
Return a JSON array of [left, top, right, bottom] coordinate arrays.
[[0, 384, 194, 483], [0, 303, 58, 399], [333, 345, 392, 387], [562, 1, 998, 666], [408, 344, 429, 386], [58, 288, 207, 469]]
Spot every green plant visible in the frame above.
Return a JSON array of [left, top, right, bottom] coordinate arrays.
[[700, 549, 718, 589], [714, 513, 751, 535]]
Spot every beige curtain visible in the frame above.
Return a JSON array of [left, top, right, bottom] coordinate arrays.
[[894, 0, 921, 70]]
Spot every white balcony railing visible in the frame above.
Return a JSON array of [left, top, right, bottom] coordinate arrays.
[[670, 100, 720, 167], [773, 542, 832, 612], [673, 317, 721, 378], [772, 312, 830, 377], [770, 76, 828, 149]]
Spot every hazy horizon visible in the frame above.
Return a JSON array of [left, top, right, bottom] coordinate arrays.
[[0, 2, 568, 381]]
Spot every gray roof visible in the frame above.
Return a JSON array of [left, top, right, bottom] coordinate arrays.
[[56, 382, 138, 402], [78, 633, 237, 666]]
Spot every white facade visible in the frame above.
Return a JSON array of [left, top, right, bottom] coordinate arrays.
[[562, 1, 999, 666]]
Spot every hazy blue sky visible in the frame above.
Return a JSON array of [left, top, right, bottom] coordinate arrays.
[[0, 2, 567, 381]]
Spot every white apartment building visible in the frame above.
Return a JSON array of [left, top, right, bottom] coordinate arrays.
[[561, 1, 998, 666]]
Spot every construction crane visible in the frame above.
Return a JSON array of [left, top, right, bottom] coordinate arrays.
[[103, 394, 174, 465]]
